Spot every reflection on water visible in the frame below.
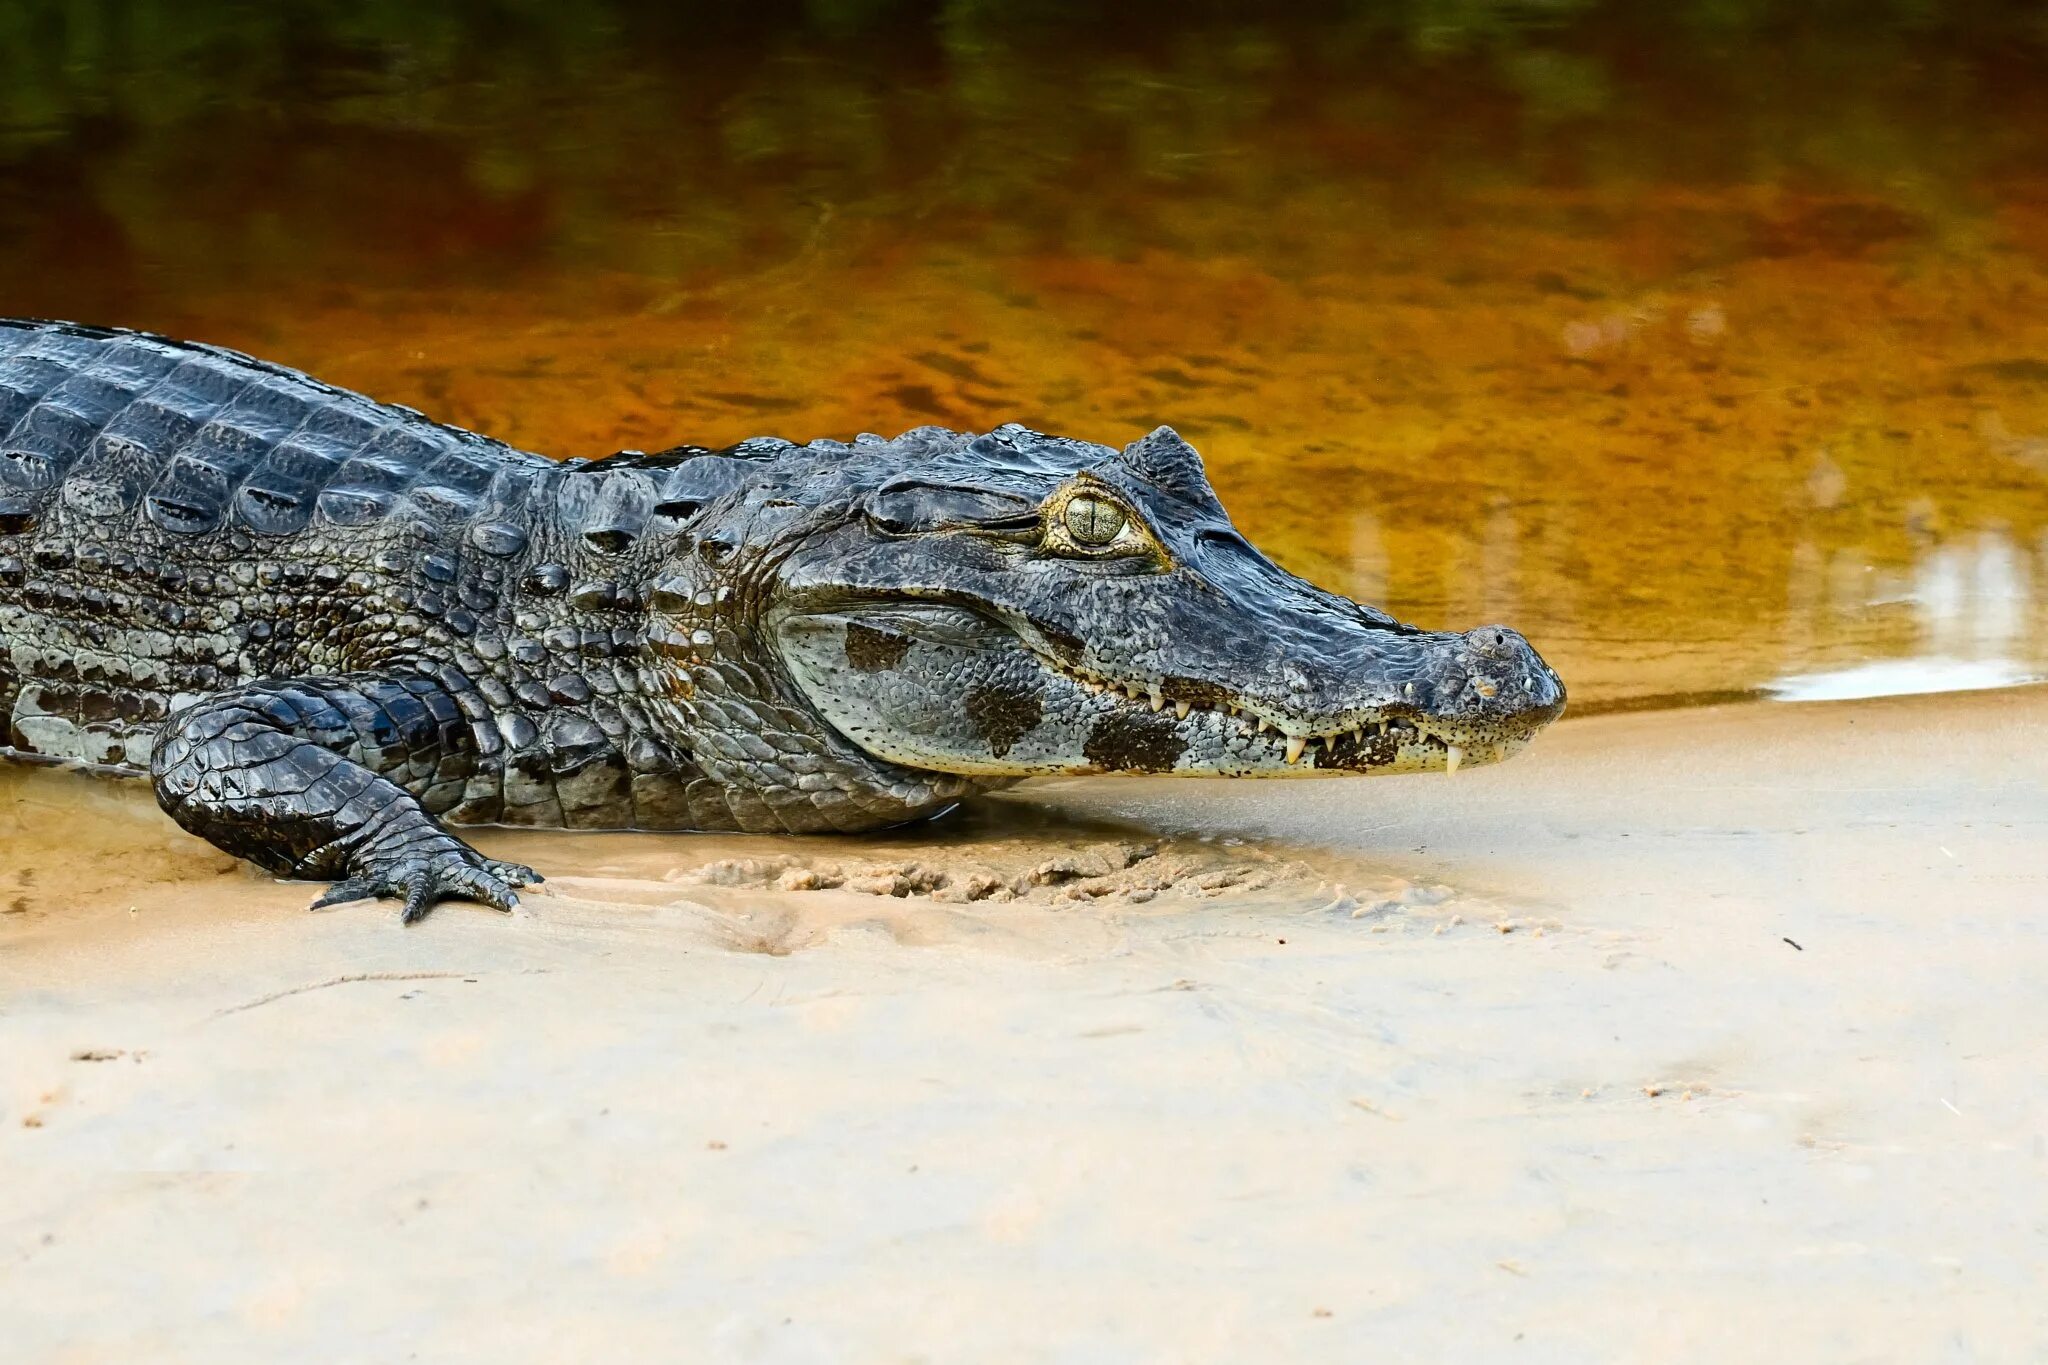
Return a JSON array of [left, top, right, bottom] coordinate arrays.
[[1771, 659, 2036, 703], [1771, 529, 2042, 700], [4, 2, 2048, 710]]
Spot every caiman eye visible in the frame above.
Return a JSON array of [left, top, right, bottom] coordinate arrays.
[[1063, 496, 1126, 546]]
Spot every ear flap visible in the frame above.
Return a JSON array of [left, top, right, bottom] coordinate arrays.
[[863, 477, 1040, 535], [1118, 426, 1212, 499]]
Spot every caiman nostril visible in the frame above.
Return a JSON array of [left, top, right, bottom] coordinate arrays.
[[1465, 625, 1523, 660]]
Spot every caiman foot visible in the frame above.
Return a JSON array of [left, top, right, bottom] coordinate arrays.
[[309, 844, 543, 924], [153, 672, 548, 926]]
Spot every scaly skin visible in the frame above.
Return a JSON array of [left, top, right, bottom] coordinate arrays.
[[0, 319, 1564, 920]]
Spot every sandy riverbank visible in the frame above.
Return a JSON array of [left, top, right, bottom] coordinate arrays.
[[3, 687, 2044, 1361]]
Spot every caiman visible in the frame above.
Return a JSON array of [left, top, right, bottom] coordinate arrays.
[[0, 319, 1566, 920]]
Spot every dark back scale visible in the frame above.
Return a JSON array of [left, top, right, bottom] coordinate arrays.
[[0, 319, 980, 837]]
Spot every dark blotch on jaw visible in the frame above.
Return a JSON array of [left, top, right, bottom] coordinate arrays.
[[964, 683, 1043, 758], [1083, 712, 1188, 772], [845, 621, 913, 673], [1321, 728, 1400, 770]]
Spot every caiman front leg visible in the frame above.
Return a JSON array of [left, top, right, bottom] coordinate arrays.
[[150, 672, 540, 922]]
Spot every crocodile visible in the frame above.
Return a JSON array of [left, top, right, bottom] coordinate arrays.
[[0, 319, 1565, 920]]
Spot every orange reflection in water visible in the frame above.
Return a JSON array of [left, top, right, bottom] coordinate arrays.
[[136, 188, 2048, 711], [6, 13, 2048, 710]]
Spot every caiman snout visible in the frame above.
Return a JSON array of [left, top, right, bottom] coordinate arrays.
[[1456, 625, 1566, 725]]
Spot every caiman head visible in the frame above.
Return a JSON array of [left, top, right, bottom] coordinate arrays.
[[639, 424, 1563, 790]]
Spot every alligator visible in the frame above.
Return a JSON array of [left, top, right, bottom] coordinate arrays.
[[0, 319, 1565, 920]]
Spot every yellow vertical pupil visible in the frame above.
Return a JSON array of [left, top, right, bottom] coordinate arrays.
[[1064, 496, 1125, 545]]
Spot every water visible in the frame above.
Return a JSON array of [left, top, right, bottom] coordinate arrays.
[[4, 0, 2047, 711]]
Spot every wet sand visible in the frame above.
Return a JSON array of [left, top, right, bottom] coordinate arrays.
[[2, 688, 2043, 1361]]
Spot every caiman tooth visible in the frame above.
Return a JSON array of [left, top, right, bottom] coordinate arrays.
[[1445, 743, 1464, 776], [1284, 735, 1307, 765], [1175, 700, 1191, 720], [1257, 718, 1273, 735], [1148, 686, 1164, 712]]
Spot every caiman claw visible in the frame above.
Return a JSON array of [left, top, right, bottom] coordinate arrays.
[[309, 848, 543, 923]]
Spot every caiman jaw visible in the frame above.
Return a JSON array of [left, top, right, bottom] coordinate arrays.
[[1043, 654, 1554, 775]]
